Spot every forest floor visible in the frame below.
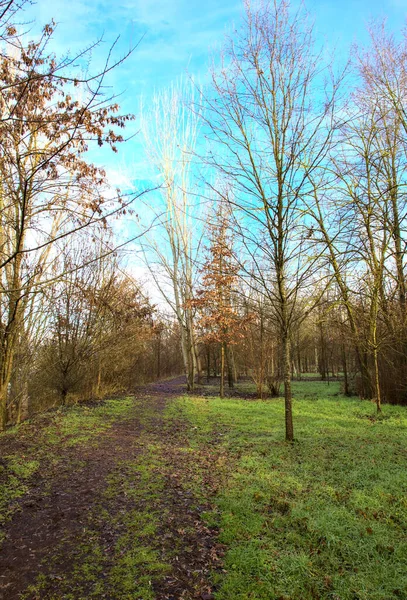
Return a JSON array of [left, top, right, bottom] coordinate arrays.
[[0, 377, 406, 600]]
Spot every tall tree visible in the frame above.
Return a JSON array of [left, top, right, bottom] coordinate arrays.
[[192, 206, 246, 398], [203, 0, 342, 440], [140, 82, 203, 390]]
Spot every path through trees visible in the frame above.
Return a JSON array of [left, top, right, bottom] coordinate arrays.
[[0, 378, 224, 600]]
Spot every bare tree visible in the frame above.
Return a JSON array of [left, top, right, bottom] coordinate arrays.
[[307, 23, 407, 408], [203, 0, 343, 440], [140, 81, 203, 390]]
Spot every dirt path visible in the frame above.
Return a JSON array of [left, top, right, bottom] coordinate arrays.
[[0, 378, 224, 600]]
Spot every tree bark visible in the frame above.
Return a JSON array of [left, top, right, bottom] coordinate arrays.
[[0, 386, 7, 431], [220, 343, 225, 398], [226, 344, 234, 389], [283, 331, 294, 442], [342, 343, 349, 396]]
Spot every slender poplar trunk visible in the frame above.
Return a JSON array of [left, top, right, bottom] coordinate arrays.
[[220, 342, 225, 398]]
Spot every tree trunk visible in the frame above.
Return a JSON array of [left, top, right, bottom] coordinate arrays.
[[358, 348, 373, 399], [283, 331, 294, 442], [342, 343, 349, 396], [17, 383, 29, 424], [180, 325, 194, 391], [371, 303, 381, 413], [231, 347, 238, 383], [226, 344, 234, 389], [61, 386, 68, 406], [213, 350, 218, 377], [391, 191, 406, 311], [0, 340, 17, 431], [95, 357, 102, 398], [0, 386, 7, 431], [220, 343, 225, 398], [259, 308, 264, 398], [319, 320, 327, 380], [194, 344, 202, 385], [271, 341, 275, 376], [156, 333, 161, 379], [373, 344, 381, 413], [296, 332, 301, 379]]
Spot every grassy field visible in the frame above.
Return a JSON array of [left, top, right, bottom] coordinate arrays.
[[172, 380, 407, 600], [0, 391, 222, 599], [1, 380, 406, 599]]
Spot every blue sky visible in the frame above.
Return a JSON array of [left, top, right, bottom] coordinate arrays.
[[23, 1, 407, 190], [27, 0, 407, 114], [23, 0, 407, 189]]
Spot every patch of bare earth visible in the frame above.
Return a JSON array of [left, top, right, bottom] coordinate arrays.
[[0, 378, 225, 600]]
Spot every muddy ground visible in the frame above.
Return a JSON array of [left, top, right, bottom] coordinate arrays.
[[0, 378, 225, 600]]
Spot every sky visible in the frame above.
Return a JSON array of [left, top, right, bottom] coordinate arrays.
[[21, 0, 407, 301], [23, 0, 407, 175], [26, 0, 407, 107]]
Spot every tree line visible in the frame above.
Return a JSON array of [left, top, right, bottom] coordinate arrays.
[[140, 0, 407, 441], [0, 0, 183, 430], [1, 0, 407, 444]]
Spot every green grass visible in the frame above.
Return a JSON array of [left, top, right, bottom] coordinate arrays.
[[10, 397, 171, 600], [1, 396, 136, 449], [2, 381, 407, 599], [0, 456, 40, 541], [174, 380, 407, 600]]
